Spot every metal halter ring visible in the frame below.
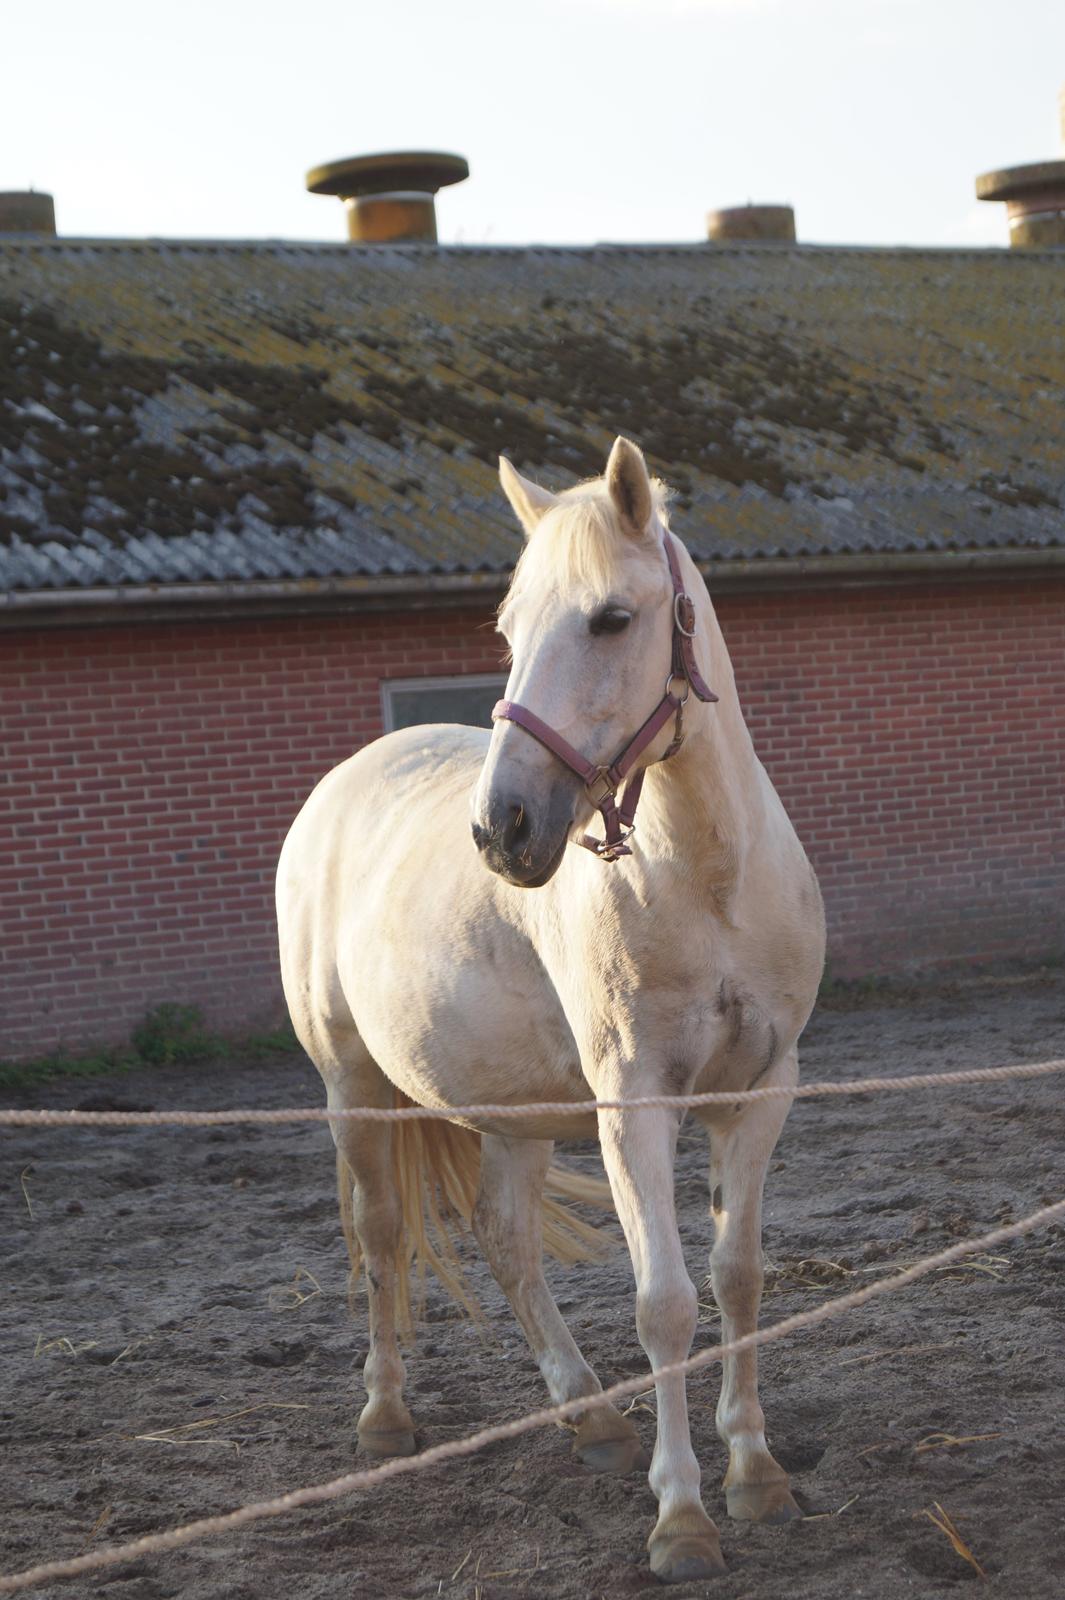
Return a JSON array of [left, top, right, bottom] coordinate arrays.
[[665, 671, 691, 705], [596, 830, 633, 862], [673, 593, 697, 637]]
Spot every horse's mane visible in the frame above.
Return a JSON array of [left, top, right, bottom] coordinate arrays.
[[504, 474, 673, 607]]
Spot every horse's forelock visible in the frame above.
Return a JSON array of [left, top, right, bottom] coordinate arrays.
[[507, 477, 671, 605]]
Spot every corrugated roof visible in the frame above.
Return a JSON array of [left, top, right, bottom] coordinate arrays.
[[1, 238, 1063, 594]]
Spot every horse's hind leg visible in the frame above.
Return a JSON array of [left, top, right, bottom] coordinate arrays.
[[472, 1133, 645, 1473], [706, 1048, 801, 1523], [324, 1054, 416, 1458]]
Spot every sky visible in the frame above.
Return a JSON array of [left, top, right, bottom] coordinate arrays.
[[5, 0, 1064, 249]]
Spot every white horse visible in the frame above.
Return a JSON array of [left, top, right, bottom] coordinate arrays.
[[277, 438, 825, 1584]]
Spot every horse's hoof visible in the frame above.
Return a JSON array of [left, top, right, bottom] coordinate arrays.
[[649, 1533, 727, 1584], [571, 1406, 645, 1473], [576, 1435, 651, 1474], [725, 1480, 801, 1523], [358, 1427, 417, 1458]]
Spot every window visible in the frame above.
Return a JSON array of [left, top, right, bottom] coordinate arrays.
[[381, 673, 508, 733]]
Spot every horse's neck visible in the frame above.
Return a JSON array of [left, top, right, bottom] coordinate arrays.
[[638, 610, 763, 910]]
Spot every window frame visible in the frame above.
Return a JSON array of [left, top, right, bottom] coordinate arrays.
[[380, 672, 509, 734]]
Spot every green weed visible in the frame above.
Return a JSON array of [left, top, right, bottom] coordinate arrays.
[[0, 1006, 300, 1091]]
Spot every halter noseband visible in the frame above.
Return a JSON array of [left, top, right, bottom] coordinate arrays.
[[491, 530, 718, 863]]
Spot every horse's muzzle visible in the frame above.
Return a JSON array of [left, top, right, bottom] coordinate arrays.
[[471, 790, 571, 887]]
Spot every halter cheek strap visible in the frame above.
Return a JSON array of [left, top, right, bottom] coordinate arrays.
[[492, 530, 718, 863]]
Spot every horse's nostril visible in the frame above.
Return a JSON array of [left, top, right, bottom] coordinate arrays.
[[473, 799, 531, 860], [502, 802, 530, 855]]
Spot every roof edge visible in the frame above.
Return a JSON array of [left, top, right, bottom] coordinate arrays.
[[2, 548, 1063, 629], [2, 236, 1063, 258]]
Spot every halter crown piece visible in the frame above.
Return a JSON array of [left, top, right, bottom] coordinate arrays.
[[492, 530, 718, 863]]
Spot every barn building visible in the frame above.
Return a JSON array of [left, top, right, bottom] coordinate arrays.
[[1, 168, 1063, 1059]]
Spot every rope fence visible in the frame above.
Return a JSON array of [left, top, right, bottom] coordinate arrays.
[[3, 1052, 1062, 1590], [2, 1055, 1063, 1128], [1, 1196, 1062, 1595]]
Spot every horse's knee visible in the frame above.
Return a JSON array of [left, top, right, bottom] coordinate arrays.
[[636, 1276, 697, 1358]]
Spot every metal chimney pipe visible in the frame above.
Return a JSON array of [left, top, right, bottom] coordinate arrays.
[[0, 191, 56, 235], [976, 83, 1065, 247], [706, 204, 796, 243]]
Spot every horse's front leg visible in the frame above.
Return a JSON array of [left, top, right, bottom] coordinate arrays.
[[705, 1048, 801, 1522], [598, 1101, 725, 1584]]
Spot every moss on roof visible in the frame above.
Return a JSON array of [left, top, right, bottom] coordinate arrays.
[[0, 240, 1062, 592]]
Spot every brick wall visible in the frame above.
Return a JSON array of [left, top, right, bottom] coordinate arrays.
[[0, 609, 504, 1060], [1, 577, 1062, 1058], [725, 580, 1064, 977]]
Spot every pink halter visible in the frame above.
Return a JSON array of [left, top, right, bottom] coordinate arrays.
[[492, 530, 718, 862]]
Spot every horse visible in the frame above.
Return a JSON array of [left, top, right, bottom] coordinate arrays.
[[276, 437, 826, 1584]]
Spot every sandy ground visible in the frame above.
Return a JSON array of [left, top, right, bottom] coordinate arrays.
[[3, 973, 1064, 1600]]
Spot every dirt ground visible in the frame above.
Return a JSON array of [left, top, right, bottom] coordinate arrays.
[[3, 972, 1064, 1600]]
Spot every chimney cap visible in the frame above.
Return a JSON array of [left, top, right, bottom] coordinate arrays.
[[306, 150, 469, 199], [975, 159, 1065, 202]]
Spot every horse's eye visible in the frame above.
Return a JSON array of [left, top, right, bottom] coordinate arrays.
[[589, 607, 632, 637]]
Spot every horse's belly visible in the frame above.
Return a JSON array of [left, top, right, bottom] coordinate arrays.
[[340, 909, 590, 1121], [368, 1009, 588, 1125], [447, 1109, 599, 1141]]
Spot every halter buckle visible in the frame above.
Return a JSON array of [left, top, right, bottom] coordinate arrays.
[[585, 766, 617, 808]]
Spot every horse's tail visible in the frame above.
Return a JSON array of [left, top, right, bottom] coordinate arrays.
[[336, 1093, 614, 1337]]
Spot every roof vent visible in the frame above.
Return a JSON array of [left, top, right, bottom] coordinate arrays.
[[976, 84, 1065, 247], [707, 203, 796, 243], [0, 191, 56, 235], [305, 151, 469, 243]]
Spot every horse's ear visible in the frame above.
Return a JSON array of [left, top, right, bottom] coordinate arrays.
[[498, 457, 557, 539], [606, 437, 654, 539]]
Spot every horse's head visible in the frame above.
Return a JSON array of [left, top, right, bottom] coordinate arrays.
[[472, 437, 695, 887]]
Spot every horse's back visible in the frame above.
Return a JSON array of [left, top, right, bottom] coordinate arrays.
[[280, 720, 487, 878], [277, 724, 489, 1036]]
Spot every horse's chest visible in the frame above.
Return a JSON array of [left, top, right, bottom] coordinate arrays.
[[585, 967, 784, 1098], [698, 978, 783, 1091]]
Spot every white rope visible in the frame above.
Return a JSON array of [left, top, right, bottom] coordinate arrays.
[[1, 1057, 1063, 1128]]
